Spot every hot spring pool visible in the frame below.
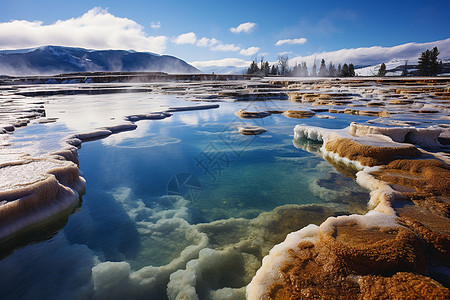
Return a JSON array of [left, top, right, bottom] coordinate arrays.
[[0, 86, 372, 299]]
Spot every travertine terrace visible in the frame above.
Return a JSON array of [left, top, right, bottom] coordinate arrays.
[[1, 75, 449, 299]]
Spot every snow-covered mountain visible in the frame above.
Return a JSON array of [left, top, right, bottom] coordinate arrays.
[[355, 59, 450, 76], [0, 46, 199, 75], [355, 59, 413, 76]]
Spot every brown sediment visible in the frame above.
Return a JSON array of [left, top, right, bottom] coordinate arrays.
[[289, 93, 329, 103], [388, 99, 415, 105], [369, 159, 450, 267], [328, 108, 346, 114], [267, 223, 444, 299], [267, 241, 362, 299], [314, 99, 353, 106], [373, 159, 450, 199], [281, 110, 315, 119], [324, 137, 422, 166], [319, 224, 426, 275], [287, 92, 307, 102], [358, 272, 450, 299], [234, 109, 271, 119], [398, 217, 450, 266], [433, 92, 450, 100], [372, 159, 450, 221], [410, 109, 440, 114], [343, 108, 390, 117]]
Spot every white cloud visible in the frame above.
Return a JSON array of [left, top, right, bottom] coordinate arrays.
[[173, 32, 197, 45], [190, 58, 251, 68], [170, 31, 257, 56], [212, 44, 240, 52], [290, 38, 450, 67], [0, 7, 168, 53], [277, 51, 293, 56], [171, 33, 243, 54], [150, 21, 161, 30], [230, 22, 256, 34], [275, 38, 307, 46], [196, 37, 220, 47], [240, 46, 260, 56]]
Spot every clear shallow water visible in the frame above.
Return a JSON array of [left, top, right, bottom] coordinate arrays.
[[0, 89, 372, 299]]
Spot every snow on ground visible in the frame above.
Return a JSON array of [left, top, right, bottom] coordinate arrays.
[[355, 59, 411, 76]]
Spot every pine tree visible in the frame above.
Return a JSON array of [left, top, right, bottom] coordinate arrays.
[[430, 47, 440, 76], [318, 59, 327, 77], [349, 64, 355, 77], [378, 63, 387, 77], [337, 64, 342, 77], [341, 63, 349, 77], [270, 65, 277, 75], [418, 50, 431, 75], [418, 47, 440, 76], [247, 60, 259, 74]]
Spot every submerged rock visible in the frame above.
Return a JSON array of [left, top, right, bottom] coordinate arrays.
[[281, 110, 315, 119], [234, 109, 271, 119], [124, 112, 172, 122], [237, 126, 267, 136]]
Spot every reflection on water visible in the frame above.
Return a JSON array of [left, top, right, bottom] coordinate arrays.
[[0, 90, 372, 299]]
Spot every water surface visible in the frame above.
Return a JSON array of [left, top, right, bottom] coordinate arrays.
[[0, 86, 372, 299]]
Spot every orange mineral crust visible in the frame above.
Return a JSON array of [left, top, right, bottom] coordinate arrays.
[[324, 137, 422, 166], [266, 223, 449, 299]]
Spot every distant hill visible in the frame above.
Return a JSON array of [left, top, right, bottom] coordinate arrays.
[[355, 59, 450, 76], [0, 46, 199, 76]]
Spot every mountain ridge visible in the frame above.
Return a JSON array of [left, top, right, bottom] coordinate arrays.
[[0, 45, 199, 75]]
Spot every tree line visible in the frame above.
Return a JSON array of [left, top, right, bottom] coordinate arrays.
[[377, 47, 443, 77], [247, 55, 356, 77], [248, 47, 444, 77]]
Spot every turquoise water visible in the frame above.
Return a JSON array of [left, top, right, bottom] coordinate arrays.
[[0, 91, 372, 299]]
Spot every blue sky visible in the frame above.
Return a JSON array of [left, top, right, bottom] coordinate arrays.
[[1, 0, 449, 70]]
